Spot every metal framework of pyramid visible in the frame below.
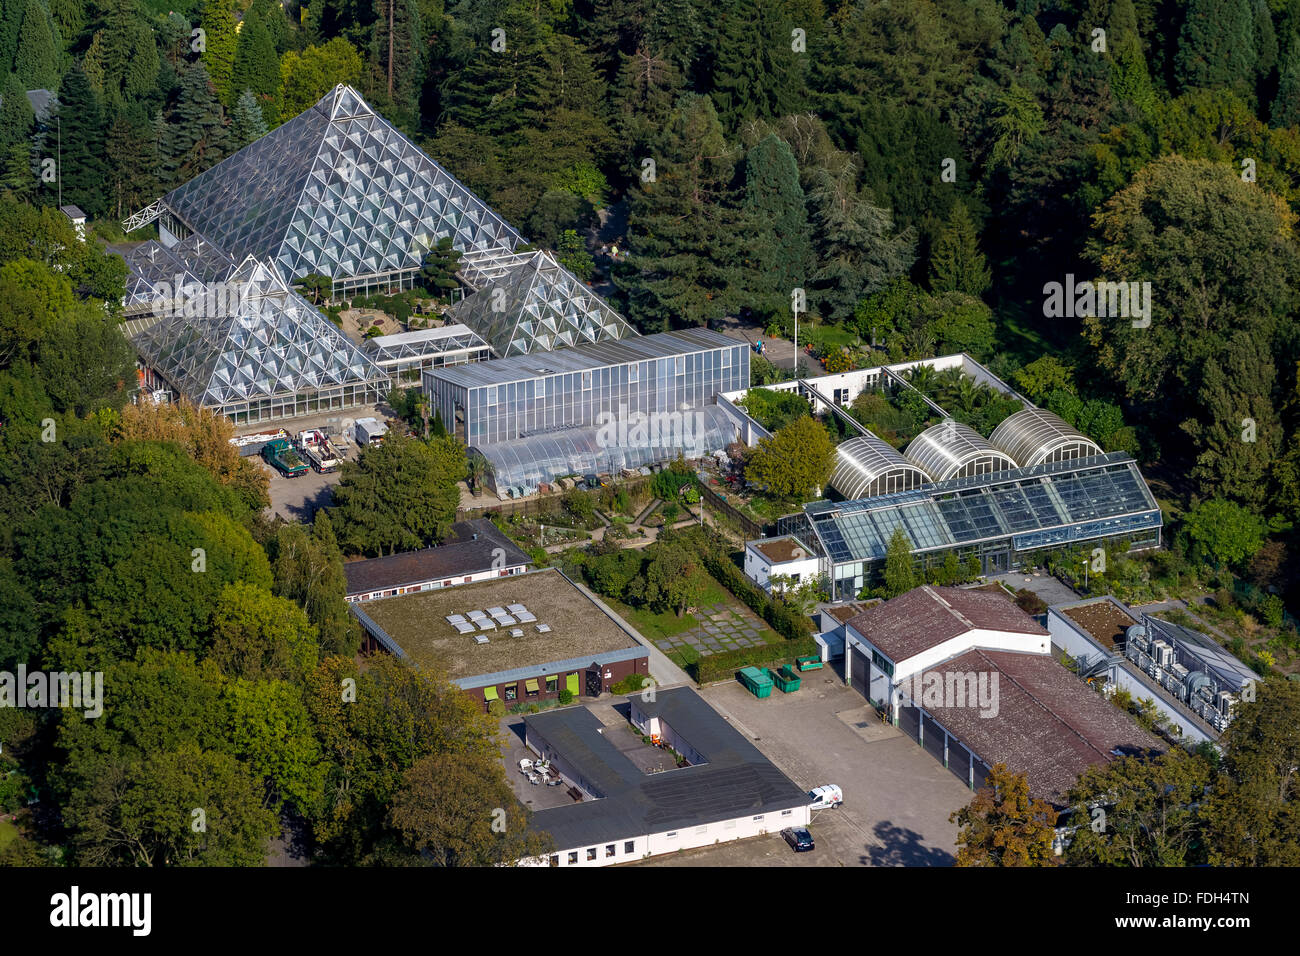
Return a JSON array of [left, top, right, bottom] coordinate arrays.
[[159, 85, 525, 286], [449, 251, 635, 357], [131, 257, 390, 416]]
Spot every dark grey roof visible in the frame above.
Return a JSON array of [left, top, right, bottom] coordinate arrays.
[[25, 89, 54, 122], [343, 519, 530, 595], [525, 687, 808, 850]]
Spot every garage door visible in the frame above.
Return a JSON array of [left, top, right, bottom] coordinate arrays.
[[850, 647, 871, 700], [948, 739, 972, 788], [898, 703, 920, 744], [923, 715, 947, 764]]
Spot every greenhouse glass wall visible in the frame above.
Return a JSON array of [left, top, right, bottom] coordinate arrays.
[[801, 453, 1162, 600], [475, 405, 740, 496], [423, 329, 749, 446]]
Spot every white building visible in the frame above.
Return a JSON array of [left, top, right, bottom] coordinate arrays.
[[743, 535, 823, 593], [519, 688, 810, 867]]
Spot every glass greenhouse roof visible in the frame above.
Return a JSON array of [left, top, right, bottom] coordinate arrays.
[[130, 257, 390, 409], [475, 405, 739, 496], [989, 407, 1102, 467], [448, 250, 635, 356], [160, 85, 524, 283], [429, 327, 738, 390], [122, 232, 239, 317], [806, 453, 1161, 564]]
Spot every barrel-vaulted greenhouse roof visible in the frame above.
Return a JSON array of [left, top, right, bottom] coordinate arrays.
[[806, 453, 1160, 564]]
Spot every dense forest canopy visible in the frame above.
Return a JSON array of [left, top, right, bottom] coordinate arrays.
[[3, 0, 1300, 866]]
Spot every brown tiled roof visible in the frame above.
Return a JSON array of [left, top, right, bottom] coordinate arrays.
[[913, 648, 1163, 805], [343, 519, 530, 595], [845, 585, 1047, 662]]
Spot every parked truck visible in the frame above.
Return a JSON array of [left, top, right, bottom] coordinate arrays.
[[261, 437, 308, 478], [297, 429, 344, 473], [354, 417, 388, 447]]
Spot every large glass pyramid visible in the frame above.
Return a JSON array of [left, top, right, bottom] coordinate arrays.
[[130, 257, 390, 413], [449, 251, 636, 357], [160, 85, 525, 282]]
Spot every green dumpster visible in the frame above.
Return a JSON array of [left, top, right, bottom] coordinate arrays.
[[773, 665, 802, 693], [796, 656, 823, 672], [738, 666, 773, 699]]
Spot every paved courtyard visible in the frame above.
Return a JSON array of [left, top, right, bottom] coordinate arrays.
[[635, 665, 975, 867], [653, 601, 775, 658]]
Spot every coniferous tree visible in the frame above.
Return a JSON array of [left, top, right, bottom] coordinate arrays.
[[160, 63, 230, 189], [928, 201, 991, 297], [742, 134, 812, 321], [1272, 41, 1300, 127], [82, 0, 159, 107], [0, 0, 25, 72], [807, 160, 916, 322], [47, 0, 78, 48], [105, 107, 159, 218], [370, 0, 423, 112], [708, 0, 807, 128], [620, 92, 748, 330], [13, 0, 59, 90], [230, 89, 268, 147], [420, 236, 462, 297], [0, 70, 33, 147], [230, 11, 279, 110], [52, 64, 108, 217], [200, 0, 238, 104], [1175, 0, 1257, 93]]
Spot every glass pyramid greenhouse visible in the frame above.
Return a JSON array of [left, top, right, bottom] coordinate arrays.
[[156, 85, 526, 294], [123, 83, 638, 369], [130, 257, 390, 424], [449, 250, 635, 357]]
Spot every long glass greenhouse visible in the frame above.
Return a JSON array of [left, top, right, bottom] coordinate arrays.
[[475, 405, 740, 497], [795, 452, 1162, 599]]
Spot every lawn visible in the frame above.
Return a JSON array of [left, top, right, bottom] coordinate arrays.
[[0, 817, 17, 854]]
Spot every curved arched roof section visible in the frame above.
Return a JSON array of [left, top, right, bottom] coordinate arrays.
[[989, 408, 1103, 467], [830, 435, 930, 501], [905, 421, 1019, 482]]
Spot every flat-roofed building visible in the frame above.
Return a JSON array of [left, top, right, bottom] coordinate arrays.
[[350, 566, 650, 709]]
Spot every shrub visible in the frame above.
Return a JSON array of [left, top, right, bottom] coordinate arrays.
[[694, 636, 820, 684], [557, 689, 574, 705], [487, 699, 505, 718], [610, 673, 649, 695]]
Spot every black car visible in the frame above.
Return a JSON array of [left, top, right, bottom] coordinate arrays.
[[781, 827, 814, 852]]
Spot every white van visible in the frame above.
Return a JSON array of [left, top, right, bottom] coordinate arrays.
[[808, 785, 843, 810]]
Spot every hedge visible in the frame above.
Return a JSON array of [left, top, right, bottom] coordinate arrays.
[[696, 547, 813, 644], [693, 635, 820, 684]]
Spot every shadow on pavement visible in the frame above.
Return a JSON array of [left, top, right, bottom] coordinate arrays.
[[864, 821, 955, 866]]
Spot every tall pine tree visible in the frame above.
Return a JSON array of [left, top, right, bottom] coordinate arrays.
[[742, 134, 812, 321], [230, 9, 280, 109], [1176, 0, 1257, 93], [230, 89, 268, 146], [52, 64, 108, 216], [160, 63, 230, 189], [13, 0, 59, 90], [620, 93, 748, 330], [928, 201, 991, 297], [200, 0, 238, 104]]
